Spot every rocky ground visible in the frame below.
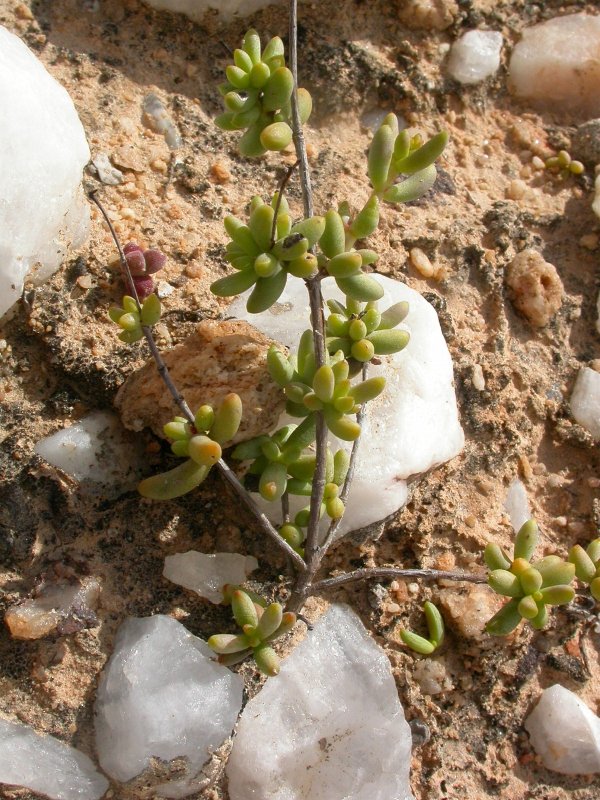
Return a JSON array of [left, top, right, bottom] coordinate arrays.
[[1, 0, 599, 798]]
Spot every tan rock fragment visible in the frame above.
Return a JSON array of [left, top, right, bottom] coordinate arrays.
[[506, 249, 563, 327], [5, 579, 101, 640], [398, 0, 458, 31], [116, 319, 285, 444], [438, 586, 500, 640]]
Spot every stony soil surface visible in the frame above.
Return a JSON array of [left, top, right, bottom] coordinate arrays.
[[1, 0, 599, 798]]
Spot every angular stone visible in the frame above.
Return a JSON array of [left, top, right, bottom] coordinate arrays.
[[5, 578, 100, 640], [447, 30, 503, 85], [525, 684, 600, 774], [0, 717, 108, 800], [34, 411, 145, 492], [116, 320, 285, 446], [94, 615, 243, 797], [163, 552, 258, 603], [227, 604, 415, 800], [230, 275, 464, 539], [570, 367, 600, 439], [509, 14, 600, 119], [0, 26, 89, 319]]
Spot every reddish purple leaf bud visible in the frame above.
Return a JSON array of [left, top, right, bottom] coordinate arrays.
[[123, 242, 143, 255], [133, 275, 154, 300], [125, 250, 147, 276], [143, 249, 167, 274]]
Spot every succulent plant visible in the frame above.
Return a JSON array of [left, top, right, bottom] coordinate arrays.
[[123, 242, 166, 300], [108, 293, 161, 343], [485, 520, 575, 635], [568, 539, 600, 600], [208, 588, 296, 676], [400, 601, 445, 655], [137, 394, 243, 500], [215, 29, 311, 158]]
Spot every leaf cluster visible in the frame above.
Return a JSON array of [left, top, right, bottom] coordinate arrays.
[[208, 588, 296, 676], [108, 294, 161, 343], [400, 601, 445, 655], [215, 29, 311, 157], [137, 394, 242, 500], [485, 520, 575, 635]]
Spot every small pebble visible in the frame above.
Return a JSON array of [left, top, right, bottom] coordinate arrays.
[[410, 247, 435, 278], [579, 234, 599, 250], [507, 179, 527, 200], [209, 162, 231, 184], [472, 364, 485, 391]]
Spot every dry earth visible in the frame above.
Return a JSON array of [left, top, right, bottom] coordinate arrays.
[[1, 0, 600, 798]]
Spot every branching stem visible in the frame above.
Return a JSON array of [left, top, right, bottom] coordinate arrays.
[[90, 190, 306, 572], [312, 568, 487, 593]]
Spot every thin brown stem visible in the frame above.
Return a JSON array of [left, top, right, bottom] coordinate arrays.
[[289, 0, 327, 570], [271, 159, 300, 247], [218, 460, 306, 570], [91, 190, 306, 571], [289, 0, 312, 221], [312, 567, 487, 593]]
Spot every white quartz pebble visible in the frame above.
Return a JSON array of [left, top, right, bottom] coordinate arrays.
[[0, 26, 89, 319], [509, 14, 600, 118], [447, 30, 503, 85], [525, 684, 600, 774], [230, 275, 464, 538], [504, 478, 530, 534], [570, 367, 600, 439], [0, 717, 108, 800], [94, 615, 243, 797], [163, 552, 258, 603], [227, 604, 415, 800], [34, 411, 145, 490]]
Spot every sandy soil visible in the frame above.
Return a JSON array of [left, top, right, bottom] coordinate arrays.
[[1, 0, 599, 798]]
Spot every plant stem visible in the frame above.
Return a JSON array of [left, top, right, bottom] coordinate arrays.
[[90, 190, 306, 571], [289, 0, 312, 221], [218, 460, 306, 570], [271, 159, 300, 246], [312, 567, 487, 593], [288, 0, 327, 570]]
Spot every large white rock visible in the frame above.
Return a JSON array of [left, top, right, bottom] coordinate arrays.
[[447, 30, 503, 85], [142, 0, 280, 20], [570, 367, 600, 439], [94, 615, 243, 797], [0, 26, 89, 319], [0, 717, 108, 800], [508, 14, 600, 118], [163, 551, 258, 603], [230, 275, 464, 537], [34, 411, 145, 490], [525, 684, 600, 774], [227, 604, 415, 800]]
